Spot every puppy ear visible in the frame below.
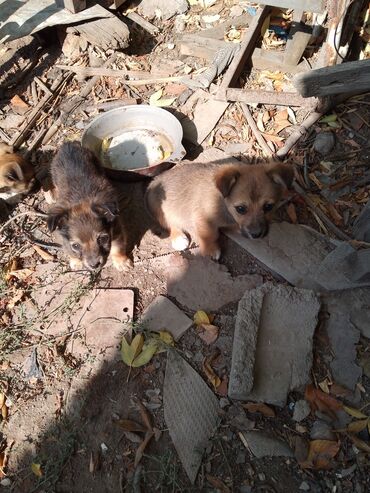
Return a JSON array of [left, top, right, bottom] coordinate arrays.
[[92, 202, 119, 223], [47, 207, 68, 232], [6, 162, 24, 183], [267, 163, 294, 190], [215, 166, 241, 197]]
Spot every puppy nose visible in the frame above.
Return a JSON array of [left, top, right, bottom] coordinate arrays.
[[88, 259, 102, 270], [251, 231, 262, 239]]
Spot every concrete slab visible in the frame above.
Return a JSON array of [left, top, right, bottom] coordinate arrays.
[[164, 350, 220, 483], [141, 295, 193, 340], [229, 283, 320, 406], [164, 254, 262, 311], [182, 99, 229, 145], [228, 288, 264, 399], [242, 431, 294, 458]]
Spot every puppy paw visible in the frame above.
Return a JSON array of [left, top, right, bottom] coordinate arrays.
[[171, 234, 190, 251], [112, 254, 133, 272], [70, 257, 83, 270], [211, 248, 221, 261], [199, 244, 221, 261]]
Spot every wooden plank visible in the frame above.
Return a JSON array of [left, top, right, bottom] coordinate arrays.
[[293, 59, 370, 97], [217, 5, 270, 99], [223, 87, 317, 108], [255, 0, 324, 13], [283, 10, 312, 66], [179, 34, 225, 60], [55, 0, 86, 14]]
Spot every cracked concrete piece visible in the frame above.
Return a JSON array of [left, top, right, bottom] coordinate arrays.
[[141, 295, 193, 340], [182, 99, 229, 144], [228, 288, 264, 399], [232, 283, 320, 406], [164, 254, 262, 311], [164, 350, 220, 483], [242, 431, 294, 458], [293, 400, 310, 422], [226, 223, 333, 290], [138, 0, 188, 20], [69, 288, 134, 359]]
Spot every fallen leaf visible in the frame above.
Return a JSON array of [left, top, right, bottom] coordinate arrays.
[[287, 107, 297, 124], [262, 70, 285, 81], [347, 419, 369, 433], [31, 462, 43, 477], [149, 89, 176, 108], [320, 114, 337, 123], [206, 475, 231, 493], [134, 397, 153, 431], [115, 419, 147, 433], [343, 405, 368, 419], [121, 334, 144, 367], [262, 110, 271, 124], [318, 379, 330, 394], [11, 94, 29, 109], [257, 112, 265, 132], [198, 324, 219, 345], [262, 132, 283, 143], [300, 440, 340, 469], [275, 109, 288, 121], [9, 268, 34, 281], [203, 351, 221, 390], [329, 383, 352, 398], [1, 404, 8, 420], [131, 340, 158, 367], [274, 119, 291, 134], [0, 452, 5, 479], [194, 310, 210, 325], [243, 402, 275, 418], [158, 330, 174, 346], [286, 203, 297, 223], [305, 384, 342, 419], [32, 244, 54, 261], [216, 376, 228, 396], [134, 431, 154, 467], [348, 433, 370, 453]]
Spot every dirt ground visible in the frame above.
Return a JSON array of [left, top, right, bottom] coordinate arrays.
[[1, 4, 370, 493]]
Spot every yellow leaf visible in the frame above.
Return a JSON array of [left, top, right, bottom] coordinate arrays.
[[159, 331, 174, 346], [347, 419, 369, 433], [149, 89, 163, 105], [152, 98, 176, 107], [121, 334, 144, 366], [343, 405, 368, 419], [0, 393, 4, 408], [1, 404, 8, 420], [348, 433, 370, 453], [31, 463, 43, 477], [194, 310, 210, 326], [131, 340, 158, 367]]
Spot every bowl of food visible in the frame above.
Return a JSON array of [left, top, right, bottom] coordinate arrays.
[[82, 105, 186, 181]]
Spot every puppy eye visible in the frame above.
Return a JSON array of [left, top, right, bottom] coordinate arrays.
[[235, 205, 248, 215], [71, 242, 81, 252], [263, 203, 274, 212], [98, 234, 110, 244]]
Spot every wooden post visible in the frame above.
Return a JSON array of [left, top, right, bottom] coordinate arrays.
[[55, 0, 86, 14]]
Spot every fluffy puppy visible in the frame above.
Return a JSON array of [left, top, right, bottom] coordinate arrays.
[[47, 141, 131, 271], [0, 143, 34, 202], [145, 160, 294, 259]]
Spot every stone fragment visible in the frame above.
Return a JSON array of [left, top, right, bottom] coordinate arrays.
[[313, 132, 335, 155], [164, 254, 262, 311], [141, 295, 192, 340], [310, 420, 335, 441], [164, 351, 220, 483], [242, 431, 294, 458], [228, 288, 264, 399], [138, 0, 188, 20], [293, 400, 311, 422], [229, 283, 320, 406]]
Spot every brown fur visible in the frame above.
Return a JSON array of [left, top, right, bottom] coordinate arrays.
[[47, 141, 131, 271], [145, 160, 294, 259], [0, 143, 34, 197]]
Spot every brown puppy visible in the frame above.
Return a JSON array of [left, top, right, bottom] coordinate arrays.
[[0, 143, 34, 202], [47, 141, 131, 271], [145, 161, 294, 259]]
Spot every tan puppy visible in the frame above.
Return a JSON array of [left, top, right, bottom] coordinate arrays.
[[145, 161, 294, 259], [0, 143, 34, 202]]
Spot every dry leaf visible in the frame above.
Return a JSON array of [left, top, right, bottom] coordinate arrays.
[[194, 310, 210, 325], [32, 244, 54, 261], [121, 334, 144, 366], [203, 352, 221, 390], [206, 475, 231, 493], [262, 132, 283, 143], [275, 109, 288, 121], [131, 340, 158, 367], [11, 94, 29, 109], [216, 376, 228, 397], [134, 431, 154, 467], [198, 324, 219, 345], [318, 379, 330, 394], [348, 433, 370, 453], [1, 404, 8, 420], [262, 110, 271, 124], [243, 402, 275, 418], [115, 419, 147, 433], [0, 453, 5, 479], [305, 384, 342, 420], [347, 419, 369, 433], [149, 88, 176, 107], [134, 398, 153, 432], [257, 112, 265, 132], [274, 119, 291, 134], [320, 114, 337, 123], [158, 330, 174, 346], [286, 203, 297, 224], [300, 440, 340, 469], [31, 462, 43, 477], [343, 405, 368, 419], [262, 70, 284, 81]]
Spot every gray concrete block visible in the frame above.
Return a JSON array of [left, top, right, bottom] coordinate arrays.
[[141, 295, 193, 340], [242, 431, 294, 458]]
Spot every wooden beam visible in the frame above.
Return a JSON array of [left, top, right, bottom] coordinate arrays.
[[255, 0, 324, 13], [217, 5, 270, 100], [293, 59, 370, 97], [55, 0, 86, 14], [222, 87, 318, 108], [283, 10, 312, 66]]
